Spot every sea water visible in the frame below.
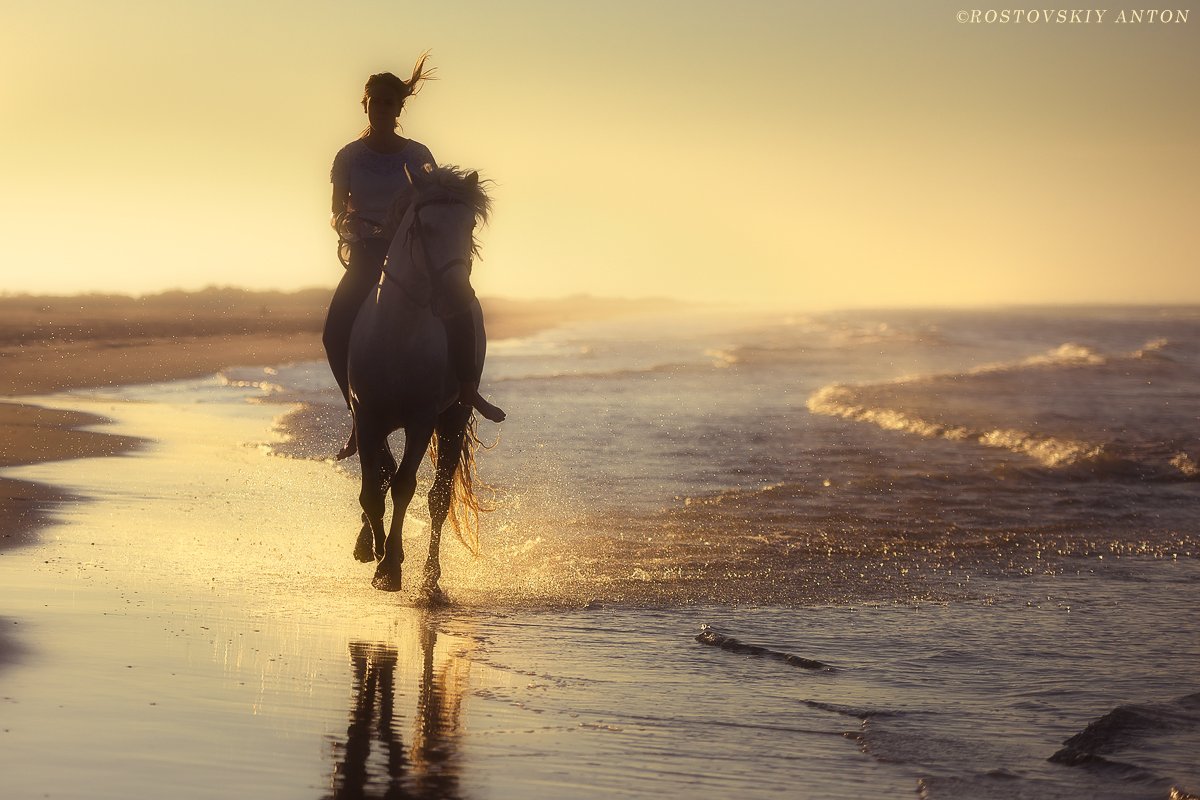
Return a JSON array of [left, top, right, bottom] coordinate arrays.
[[253, 307, 1199, 601], [3, 305, 1198, 798], [229, 304, 1199, 798]]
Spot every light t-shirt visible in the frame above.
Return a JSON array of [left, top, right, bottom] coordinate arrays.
[[330, 138, 437, 226]]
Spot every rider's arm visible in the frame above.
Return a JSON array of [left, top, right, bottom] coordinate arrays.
[[331, 178, 350, 221], [331, 142, 351, 229]]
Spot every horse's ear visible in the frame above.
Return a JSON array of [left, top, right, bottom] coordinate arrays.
[[465, 170, 479, 189], [404, 162, 435, 187]]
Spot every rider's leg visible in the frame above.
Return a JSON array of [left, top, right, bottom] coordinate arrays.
[[322, 239, 388, 457], [442, 310, 505, 423]]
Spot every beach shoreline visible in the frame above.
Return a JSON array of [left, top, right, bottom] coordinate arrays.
[[0, 288, 639, 717], [0, 289, 678, 554]]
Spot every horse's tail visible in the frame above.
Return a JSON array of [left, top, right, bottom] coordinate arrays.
[[430, 415, 495, 555]]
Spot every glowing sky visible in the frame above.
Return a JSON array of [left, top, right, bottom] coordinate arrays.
[[1, 1, 1196, 306]]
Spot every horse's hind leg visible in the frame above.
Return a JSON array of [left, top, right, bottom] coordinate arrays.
[[355, 422, 394, 563], [424, 405, 471, 599], [372, 420, 434, 592]]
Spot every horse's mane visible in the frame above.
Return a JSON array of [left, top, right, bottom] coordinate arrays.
[[387, 164, 492, 247]]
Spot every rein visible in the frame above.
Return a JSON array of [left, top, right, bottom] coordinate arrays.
[[379, 197, 472, 309]]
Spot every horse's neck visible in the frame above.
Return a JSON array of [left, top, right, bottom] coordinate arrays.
[[358, 277, 435, 349], [381, 240, 434, 312]]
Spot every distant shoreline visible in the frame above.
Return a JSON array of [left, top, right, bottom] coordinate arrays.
[[0, 289, 680, 553]]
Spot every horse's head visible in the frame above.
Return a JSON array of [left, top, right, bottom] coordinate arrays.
[[385, 164, 491, 313]]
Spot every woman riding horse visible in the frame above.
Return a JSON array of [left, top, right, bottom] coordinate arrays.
[[348, 163, 495, 596], [324, 55, 504, 461]]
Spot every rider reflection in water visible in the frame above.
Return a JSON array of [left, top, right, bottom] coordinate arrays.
[[324, 53, 504, 461]]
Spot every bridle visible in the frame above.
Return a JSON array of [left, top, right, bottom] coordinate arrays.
[[380, 197, 473, 308]]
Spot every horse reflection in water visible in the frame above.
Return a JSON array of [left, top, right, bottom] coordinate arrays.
[[325, 619, 469, 799]]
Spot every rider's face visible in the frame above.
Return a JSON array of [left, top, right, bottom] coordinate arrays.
[[364, 90, 402, 131]]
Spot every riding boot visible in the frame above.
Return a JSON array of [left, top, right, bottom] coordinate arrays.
[[442, 311, 505, 422]]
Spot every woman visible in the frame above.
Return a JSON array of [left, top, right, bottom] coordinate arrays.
[[324, 55, 504, 460]]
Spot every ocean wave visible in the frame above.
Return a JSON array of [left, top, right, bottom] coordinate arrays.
[[721, 321, 951, 368], [977, 428, 1107, 469], [806, 384, 1112, 470], [1050, 692, 1200, 786], [823, 320, 950, 349], [806, 337, 1198, 479], [991, 342, 1106, 370], [802, 699, 897, 719], [965, 338, 1175, 377], [1133, 337, 1173, 360]]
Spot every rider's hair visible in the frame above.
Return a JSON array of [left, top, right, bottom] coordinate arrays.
[[361, 52, 436, 115]]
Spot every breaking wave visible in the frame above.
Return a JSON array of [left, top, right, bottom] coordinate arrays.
[[807, 383, 1112, 470], [964, 337, 1171, 376], [806, 340, 1198, 479]]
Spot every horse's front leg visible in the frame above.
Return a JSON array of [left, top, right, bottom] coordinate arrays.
[[355, 421, 393, 563], [373, 420, 435, 592]]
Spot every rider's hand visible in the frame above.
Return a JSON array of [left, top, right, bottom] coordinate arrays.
[[333, 212, 359, 242]]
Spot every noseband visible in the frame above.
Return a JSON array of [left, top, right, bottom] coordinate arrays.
[[380, 197, 473, 307]]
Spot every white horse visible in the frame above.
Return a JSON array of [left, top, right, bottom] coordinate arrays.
[[347, 164, 491, 597]]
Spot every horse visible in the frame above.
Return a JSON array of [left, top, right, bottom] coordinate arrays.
[[346, 163, 492, 598]]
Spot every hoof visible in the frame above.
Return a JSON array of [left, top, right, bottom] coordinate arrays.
[[353, 525, 375, 563], [372, 561, 403, 592], [417, 560, 446, 606], [336, 428, 358, 461], [417, 583, 450, 608]]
